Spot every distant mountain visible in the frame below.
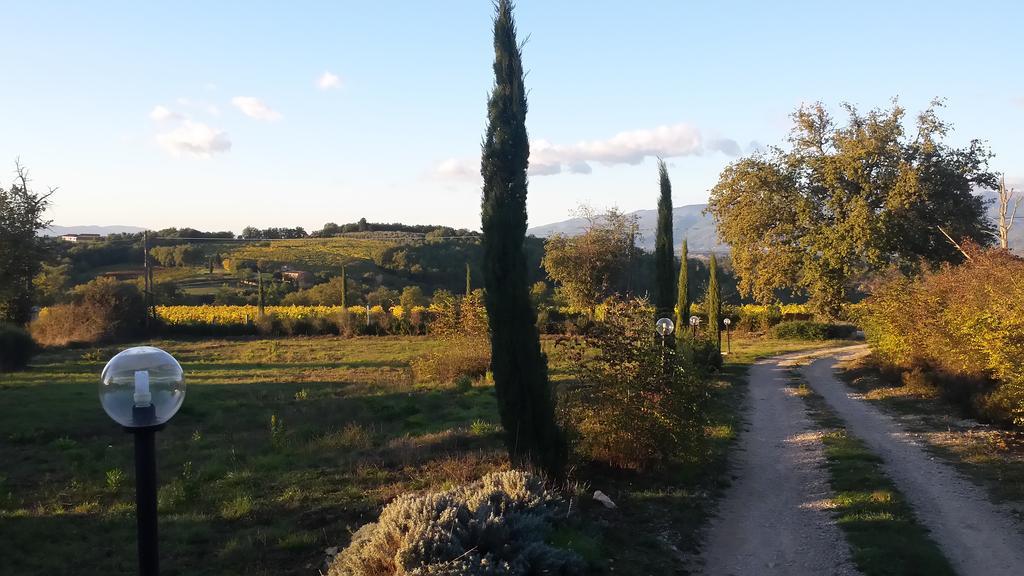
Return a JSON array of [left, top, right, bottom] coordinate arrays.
[[528, 204, 728, 253], [529, 193, 1024, 254], [42, 224, 145, 237]]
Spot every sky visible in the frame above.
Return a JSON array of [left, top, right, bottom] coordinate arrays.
[[2, 1, 1022, 234]]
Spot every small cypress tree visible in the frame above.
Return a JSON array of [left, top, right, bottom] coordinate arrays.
[[257, 264, 266, 318], [654, 159, 674, 320], [465, 262, 472, 296], [675, 238, 689, 341], [706, 253, 722, 348], [340, 265, 347, 308], [480, 0, 566, 480]]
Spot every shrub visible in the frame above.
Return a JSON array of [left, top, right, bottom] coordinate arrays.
[[254, 313, 284, 337], [411, 339, 490, 384], [771, 320, 830, 340], [862, 248, 1024, 426], [687, 338, 723, 373], [30, 278, 145, 346], [562, 298, 707, 469], [0, 323, 35, 371], [770, 320, 857, 341], [328, 470, 583, 576]]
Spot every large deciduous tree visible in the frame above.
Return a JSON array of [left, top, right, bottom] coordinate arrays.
[[480, 0, 566, 479], [708, 99, 996, 317], [0, 161, 53, 325], [541, 206, 638, 316], [654, 159, 675, 320]]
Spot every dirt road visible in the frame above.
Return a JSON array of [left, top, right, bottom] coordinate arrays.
[[700, 354, 858, 576], [803, 351, 1024, 576]]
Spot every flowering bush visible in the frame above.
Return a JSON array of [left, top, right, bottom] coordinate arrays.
[[328, 470, 583, 576]]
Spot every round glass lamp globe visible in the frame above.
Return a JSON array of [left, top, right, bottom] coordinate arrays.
[[655, 317, 674, 336], [689, 315, 700, 326], [100, 346, 185, 428], [723, 318, 732, 326]]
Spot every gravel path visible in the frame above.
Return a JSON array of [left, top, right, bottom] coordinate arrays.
[[700, 354, 859, 576], [803, 350, 1024, 576]]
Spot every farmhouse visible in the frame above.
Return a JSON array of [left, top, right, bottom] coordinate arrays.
[[60, 233, 102, 243], [282, 269, 315, 288]]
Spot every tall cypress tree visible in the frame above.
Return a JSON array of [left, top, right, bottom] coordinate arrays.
[[676, 238, 689, 340], [654, 159, 675, 320], [340, 265, 347, 308], [480, 0, 566, 479], [707, 253, 722, 348], [465, 262, 472, 296]]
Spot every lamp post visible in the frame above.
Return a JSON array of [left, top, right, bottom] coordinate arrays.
[[100, 347, 186, 576], [723, 317, 732, 355], [655, 317, 674, 347], [689, 315, 701, 339]]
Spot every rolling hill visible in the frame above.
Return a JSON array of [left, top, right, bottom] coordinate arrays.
[[529, 194, 1023, 254], [528, 204, 726, 253]]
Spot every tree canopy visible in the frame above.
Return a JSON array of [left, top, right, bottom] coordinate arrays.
[[707, 99, 996, 317], [541, 206, 638, 315], [0, 162, 53, 324]]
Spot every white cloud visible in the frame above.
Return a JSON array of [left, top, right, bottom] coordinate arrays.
[[231, 96, 282, 121], [435, 122, 744, 178], [707, 138, 742, 157], [149, 105, 181, 122], [157, 121, 232, 157], [318, 71, 342, 90], [434, 157, 478, 179]]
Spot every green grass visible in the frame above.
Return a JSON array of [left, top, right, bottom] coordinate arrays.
[[0, 336, 505, 576], [791, 374, 956, 576], [0, 332, 866, 576]]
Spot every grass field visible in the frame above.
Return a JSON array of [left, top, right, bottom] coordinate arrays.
[[1, 333, 848, 575], [0, 337, 506, 576]]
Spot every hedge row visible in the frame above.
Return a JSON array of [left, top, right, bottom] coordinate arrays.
[[861, 249, 1024, 426]]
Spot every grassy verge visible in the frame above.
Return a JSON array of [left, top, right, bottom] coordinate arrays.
[[837, 356, 1024, 507], [570, 336, 859, 575], [0, 336, 507, 576], [788, 372, 956, 576]]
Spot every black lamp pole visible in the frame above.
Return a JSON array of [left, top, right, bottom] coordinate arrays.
[[129, 405, 163, 576]]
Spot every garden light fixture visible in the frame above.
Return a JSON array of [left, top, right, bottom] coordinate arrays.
[[100, 346, 185, 576], [655, 317, 674, 348], [723, 317, 732, 355]]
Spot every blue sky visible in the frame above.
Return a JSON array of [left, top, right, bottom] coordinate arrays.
[[2, 1, 1021, 233]]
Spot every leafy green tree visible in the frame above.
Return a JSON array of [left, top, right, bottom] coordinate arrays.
[[400, 285, 426, 310], [541, 206, 638, 316], [708, 99, 996, 317], [706, 253, 722, 348], [654, 159, 674, 320], [34, 262, 70, 306], [675, 238, 689, 341], [480, 0, 566, 479], [0, 162, 53, 324]]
